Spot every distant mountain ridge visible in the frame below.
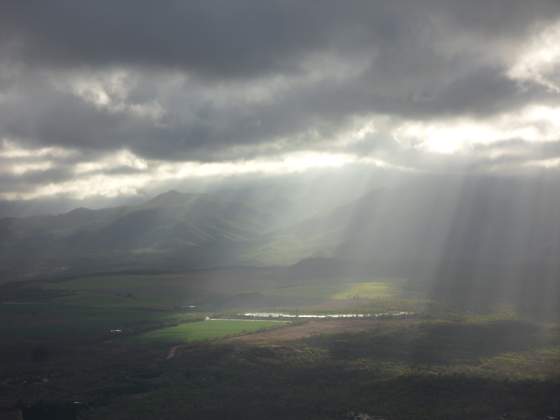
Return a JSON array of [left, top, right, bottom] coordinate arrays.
[[3, 177, 560, 298], [0, 190, 271, 281]]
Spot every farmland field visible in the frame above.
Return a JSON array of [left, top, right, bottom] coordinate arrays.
[[247, 280, 401, 300], [2, 270, 558, 420], [0, 302, 191, 342], [34, 273, 420, 314], [86, 317, 560, 420], [137, 319, 288, 344], [0, 272, 418, 348]]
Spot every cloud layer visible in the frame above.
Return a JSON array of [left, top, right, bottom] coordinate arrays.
[[2, 0, 560, 200]]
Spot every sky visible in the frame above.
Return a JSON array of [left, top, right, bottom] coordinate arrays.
[[2, 0, 560, 209]]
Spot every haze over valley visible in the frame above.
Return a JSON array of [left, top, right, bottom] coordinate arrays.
[[1, 1, 560, 419]]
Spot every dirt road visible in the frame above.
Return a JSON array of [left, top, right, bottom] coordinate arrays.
[[166, 345, 180, 360]]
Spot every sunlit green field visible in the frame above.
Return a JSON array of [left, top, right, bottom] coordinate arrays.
[[3, 272, 559, 420], [331, 281, 397, 299], [39, 274, 419, 315], [88, 317, 560, 420], [251, 280, 400, 300], [0, 302, 196, 343], [2, 273, 420, 347], [238, 280, 427, 314], [137, 319, 288, 344]]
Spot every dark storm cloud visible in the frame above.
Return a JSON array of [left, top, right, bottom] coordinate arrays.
[[1, 0, 560, 196], [0, 64, 552, 163], [2, 0, 559, 78], [0, 168, 71, 192]]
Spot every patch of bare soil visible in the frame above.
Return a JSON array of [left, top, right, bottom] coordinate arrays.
[[226, 319, 380, 345]]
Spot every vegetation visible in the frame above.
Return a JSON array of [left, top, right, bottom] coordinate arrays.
[[136, 319, 288, 344], [1, 273, 558, 420], [84, 318, 560, 420], [0, 303, 192, 343], [331, 281, 399, 299]]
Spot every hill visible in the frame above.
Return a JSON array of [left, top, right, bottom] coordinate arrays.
[[0, 190, 270, 281]]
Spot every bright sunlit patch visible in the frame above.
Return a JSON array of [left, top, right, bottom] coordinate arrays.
[[6, 97, 560, 201], [0, 140, 72, 176], [156, 152, 356, 181], [393, 120, 503, 154], [51, 70, 165, 120], [280, 152, 355, 171], [0, 139, 75, 159], [1, 161, 54, 175], [57, 70, 130, 107], [508, 21, 560, 92], [333, 119, 379, 148], [0, 151, 365, 200], [523, 105, 560, 126], [74, 150, 149, 175], [524, 157, 560, 169], [394, 103, 560, 156]]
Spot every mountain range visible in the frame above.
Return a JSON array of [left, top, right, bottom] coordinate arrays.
[[2, 176, 560, 313]]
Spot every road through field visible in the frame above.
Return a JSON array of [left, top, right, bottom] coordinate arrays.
[[164, 319, 413, 359], [166, 345, 180, 360]]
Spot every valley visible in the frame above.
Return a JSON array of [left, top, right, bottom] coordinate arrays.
[[1, 186, 560, 419], [1, 267, 558, 420]]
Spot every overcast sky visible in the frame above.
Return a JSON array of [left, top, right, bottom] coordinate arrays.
[[2, 0, 560, 205]]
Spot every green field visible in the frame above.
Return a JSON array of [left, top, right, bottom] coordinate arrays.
[[0, 302, 196, 343], [88, 317, 560, 420], [251, 281, 399, 300], [2, 273, 419, 348], [43, 274, 199, 309], [331, 281, 397, 299], [137, 319, 288, 344], [2, 271, 559, 420], [38, 274, 418, 315]]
